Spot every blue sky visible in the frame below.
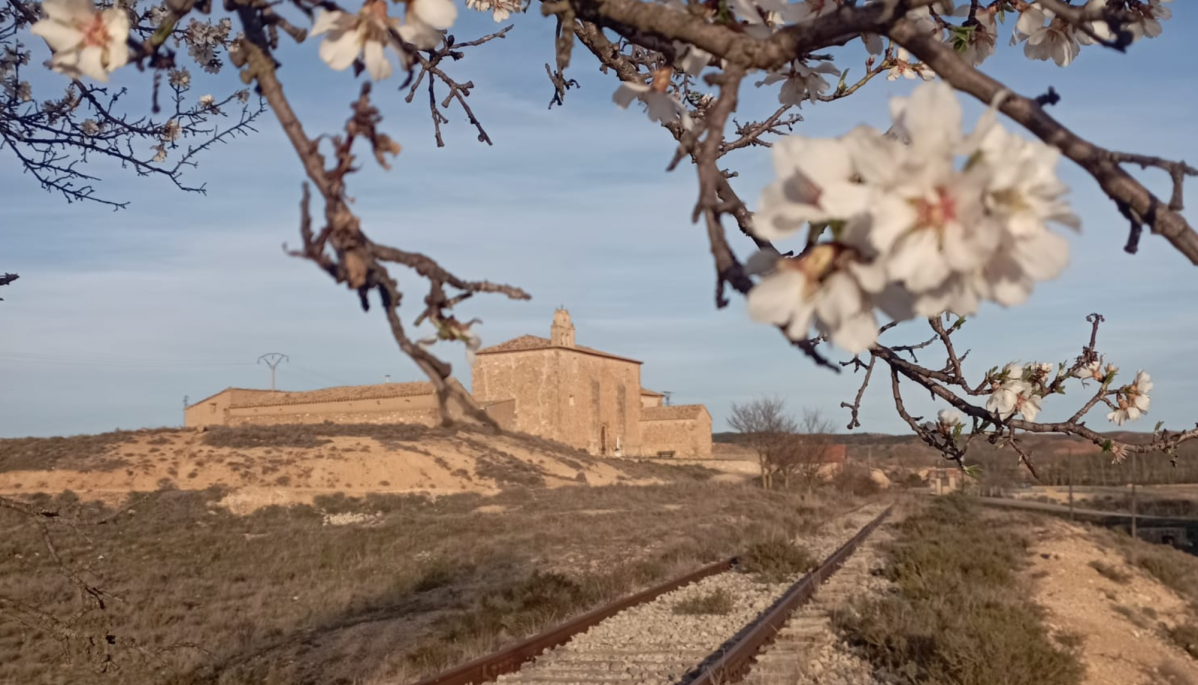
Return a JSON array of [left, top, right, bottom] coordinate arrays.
[[2, 4, 1196, 438]]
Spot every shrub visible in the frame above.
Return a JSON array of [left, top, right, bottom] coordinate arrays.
[[674, 589, 734, 616], [835, 497, 1083, 685], [740, 539, 817, 582]]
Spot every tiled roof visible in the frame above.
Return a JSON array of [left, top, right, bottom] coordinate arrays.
[[640, 388, 665, 397], [476, 335, 641, 365], [641, 405, 708, 421], [229, 381, 438, 409], [187, 387, 274, 408]]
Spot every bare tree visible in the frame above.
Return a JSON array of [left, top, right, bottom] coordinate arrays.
[[775, 407, 836, 491], [728, 396, 799, 490]]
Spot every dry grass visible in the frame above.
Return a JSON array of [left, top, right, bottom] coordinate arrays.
[[1, 479, 874, 685], [834, 495, 1084, 685], [0, 429, 186, 472], [739, 539, 817, 582], [673, 589, 735, 616]]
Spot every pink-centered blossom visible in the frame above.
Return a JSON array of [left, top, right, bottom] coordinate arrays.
[[31, 0, 129, 82]]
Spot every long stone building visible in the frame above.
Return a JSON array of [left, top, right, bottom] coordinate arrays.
[[184, 309, 712, 458]]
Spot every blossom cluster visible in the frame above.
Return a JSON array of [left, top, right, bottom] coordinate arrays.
[[745, 81, 1078, 354], [984, 362, 1053, 422]]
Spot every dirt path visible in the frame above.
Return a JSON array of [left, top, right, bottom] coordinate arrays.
[[1026, 518, 1198, 685]]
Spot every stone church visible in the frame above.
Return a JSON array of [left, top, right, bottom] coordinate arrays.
[[472, 309, 712, 458], [184, 309, 712, 458]]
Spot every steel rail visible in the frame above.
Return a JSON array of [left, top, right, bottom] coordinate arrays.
[[408, 504, 893, 685], [687, 504, 893, 685], [408, 556, 737, 685]]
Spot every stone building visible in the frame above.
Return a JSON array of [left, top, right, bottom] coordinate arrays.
[[185, 379, 515, 429], [185, 309, 711, 458], [472, 309, 711, 458]]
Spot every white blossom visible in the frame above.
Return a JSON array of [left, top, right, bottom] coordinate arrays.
[[745, 246, 881, 355], [731, 0, 787, 38], [1107, 370, 1152, 425], [160, 119, 181, 142], [198, 94, 215, 108], [150, 143, 167, 162], [185, 17, 233, 74], [1127, 0, 1172, 41], [235, 89, 251, 104], [80, 118, 100, 136], [465, 0, 523, 22], [1014, 6, 1080, 67], [903, 0, 956, 38], [612, 70, 693, 130], [674, 42, 712, 77], [937, 408, 963, 429], [168, 68, 191, 88], [398, 0, 458, 50], [31, 0, 130, 82], [949, 4, 998, 66], [885, 48, 935, 81], [755, 60, 840, 107], [986, 364, 1042, 421], [753, 135, 873, 241], [311, 3, 402, 80]]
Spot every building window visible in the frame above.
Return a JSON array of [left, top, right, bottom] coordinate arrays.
[[569, 395, 575, 407]]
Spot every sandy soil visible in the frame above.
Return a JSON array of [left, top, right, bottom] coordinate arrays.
[[0, 431, 659, 514], [1026, 518, 1198, 685]]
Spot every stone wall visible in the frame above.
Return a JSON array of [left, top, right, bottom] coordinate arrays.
[[640, 411, 713, 458], [473, 348, 642, 456]]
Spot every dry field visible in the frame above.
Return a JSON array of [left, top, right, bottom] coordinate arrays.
[[0, 425, 881, 685], [0, 424, 723, 513]]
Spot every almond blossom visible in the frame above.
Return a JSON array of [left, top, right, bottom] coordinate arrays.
[[745, 245, 881, 355], [30, 0, 130, 83], [311, 3, 404, 80], [885, 48, 934, 81], [1108, 370, 1152, 425], [399, 0, 458, 49], [612, 68, 693, 130], [755, 60, 840, 107], [1127, 0, 1172, 41], [466, 0, 524, 22], [753, 135, 873, 241], [1013, 5, 1081, 67], [986, 364, 1043, 421], [937, 408, 963, 431], [949, 3, 998, 66]]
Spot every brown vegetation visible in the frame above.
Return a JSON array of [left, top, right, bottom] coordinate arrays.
[[0, 479, 874, 685], [673, 589, 735, 616], [835, 496, 1084, 685]]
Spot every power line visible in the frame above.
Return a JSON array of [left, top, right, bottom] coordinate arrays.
[[0, 352, 256, 368]]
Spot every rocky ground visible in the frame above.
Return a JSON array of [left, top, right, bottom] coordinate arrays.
[[493, 504, 891, 685]]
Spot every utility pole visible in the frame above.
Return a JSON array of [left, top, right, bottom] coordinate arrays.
[[1131, 451, 1139, 540], [1068, 456, 1075, 521], [257, 353, 289, 390]]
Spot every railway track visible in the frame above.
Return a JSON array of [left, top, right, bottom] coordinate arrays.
[[410, 502, 893, 685]]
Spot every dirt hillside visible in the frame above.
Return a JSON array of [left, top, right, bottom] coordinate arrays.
[[1027, 518, 1198, 685], [0, 425, 694, 513]]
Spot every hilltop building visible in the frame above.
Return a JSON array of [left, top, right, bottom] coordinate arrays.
[[185, 309, 712, 458]]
